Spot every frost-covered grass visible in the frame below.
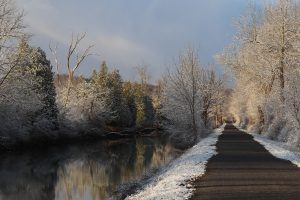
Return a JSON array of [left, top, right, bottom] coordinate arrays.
[[250, 133, 300, 167], [126, 125, 224, 200]]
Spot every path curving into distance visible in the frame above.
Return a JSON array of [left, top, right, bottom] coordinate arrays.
[[190, 124, 300, 200]]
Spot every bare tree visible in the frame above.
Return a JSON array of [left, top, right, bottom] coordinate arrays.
[[64, 33, 93, 106], [164, 47, 202, 140], [50, 33, 93, 107], [66, 33, 93, 84], [164, 47, 227, 141], [0, 0, 26, 88], [200, 69, 226, 127], [261, 0, 300, 102], [49, 42, 61, 85], [134, 63, 151, 94]]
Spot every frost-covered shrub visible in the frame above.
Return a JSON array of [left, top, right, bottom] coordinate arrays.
[[0, 105, 31, 143], [0, 40, 59, 144], [0, 90, 43, 143], [163, 48, 225, 142], [265, 117, 286, 140], [278, 123, 292, 144]]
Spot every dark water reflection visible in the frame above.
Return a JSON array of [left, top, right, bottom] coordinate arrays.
[[0, 136, 181, 200]]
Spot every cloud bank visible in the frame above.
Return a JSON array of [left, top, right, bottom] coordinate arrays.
[[15, 0, 269, 81]]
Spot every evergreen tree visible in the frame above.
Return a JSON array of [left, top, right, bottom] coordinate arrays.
[[17, 39, 58, 129], [105, 70, 131, 127], [135, 85, 155, 128], [123, 81, 137, 127], [90, 64, 133, 128], [90, 61, 109, 121], [91, 61, 109, 100], [152, 80, 165, 128], [91, 61, 108, 87], [143, 95, 155, 127]]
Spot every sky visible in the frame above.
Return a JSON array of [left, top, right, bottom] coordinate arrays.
[[15, 0, 268, 82]]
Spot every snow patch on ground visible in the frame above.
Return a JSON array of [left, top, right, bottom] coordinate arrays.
[[126, 126, 224, 200], [251, 133, 300, 167]]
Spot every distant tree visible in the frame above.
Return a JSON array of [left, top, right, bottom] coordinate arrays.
[[134, 64, 155, 128], [151, 80, 165, 128], [89, 61, 109, 119], [135, 85, 155, 128], [105, 70, 131, 127], [135, 64, 151, 93], [200, 69, 225, 127], [142, 95, 155, 127], [123, 81, 137, 127]]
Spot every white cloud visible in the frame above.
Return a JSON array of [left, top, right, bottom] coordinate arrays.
[[16, 0, 67, 42], [95, 33, 157, 67], [16, 0, 159, 66]]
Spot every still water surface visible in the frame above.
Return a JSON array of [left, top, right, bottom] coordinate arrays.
[[0, 136, 181, 200]]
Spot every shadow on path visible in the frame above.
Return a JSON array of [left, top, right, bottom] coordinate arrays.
[[190, 124, 300, 200]]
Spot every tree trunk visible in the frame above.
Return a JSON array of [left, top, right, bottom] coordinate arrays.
[[192, 114, 197, 141], [279, 57, 285, 103], [279, 10, 286, 103], [191, 106, 197, 142], [202, 110, 208, 128], [257, 106, 264, 133]]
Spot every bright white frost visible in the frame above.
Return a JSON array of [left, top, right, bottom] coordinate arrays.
[[251, 133, 300, 167], [126, 125, 224, 200]]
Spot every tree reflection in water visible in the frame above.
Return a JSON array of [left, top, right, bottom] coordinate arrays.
[[0, 137, 181, 200]]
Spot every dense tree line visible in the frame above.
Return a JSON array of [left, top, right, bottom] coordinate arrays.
[[0, 0, 227, 147], [218, 0, 300, 147], [56, 62, 156, 133]]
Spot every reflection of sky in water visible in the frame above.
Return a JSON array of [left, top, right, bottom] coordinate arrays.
[[0, 137, 181, 200]]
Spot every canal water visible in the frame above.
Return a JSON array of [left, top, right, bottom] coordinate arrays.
[[0, 136, 182, 200]]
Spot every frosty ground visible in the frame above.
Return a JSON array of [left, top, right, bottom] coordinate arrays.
[[126, 124, 300, 200], [251, 133, 300, 167], [126, 125, 225, 200]]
